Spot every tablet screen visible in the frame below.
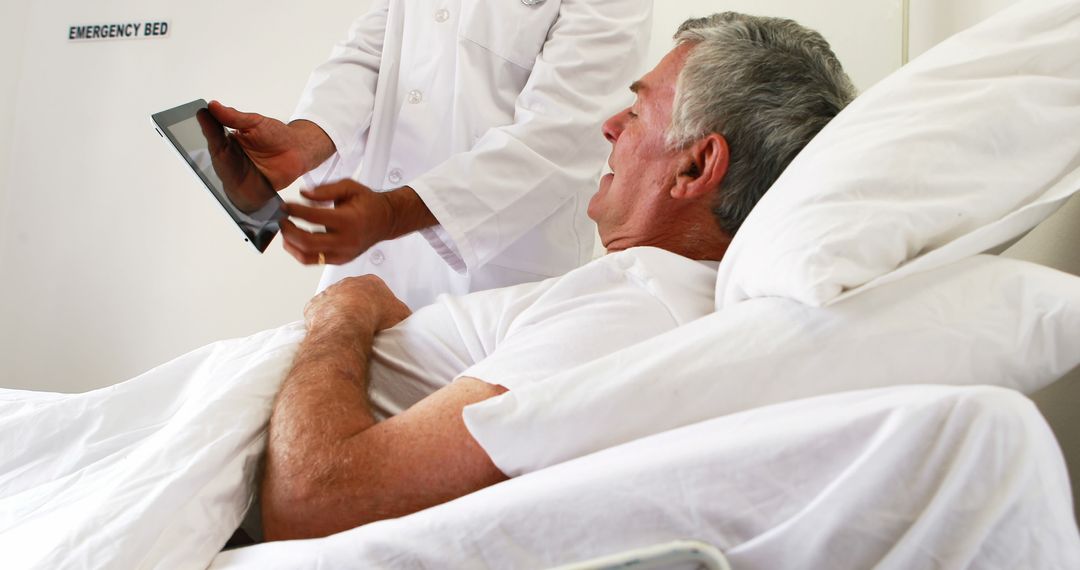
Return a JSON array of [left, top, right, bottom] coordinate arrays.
[[152, 99, 285, 252]]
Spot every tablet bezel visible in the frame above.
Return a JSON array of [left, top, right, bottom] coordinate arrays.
[[152, 99, 284, 253]]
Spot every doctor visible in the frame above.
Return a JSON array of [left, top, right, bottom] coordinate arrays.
[[210, 0, 652, 308]]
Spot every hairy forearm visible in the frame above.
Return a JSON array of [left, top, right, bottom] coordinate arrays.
[[272, 324, 377, 441], [288, 119, 337, 175], [262, 276, 414, 540], [263, 320, 378, 537]]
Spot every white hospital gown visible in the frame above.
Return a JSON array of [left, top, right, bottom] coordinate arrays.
[[366, 246, 718, 419]]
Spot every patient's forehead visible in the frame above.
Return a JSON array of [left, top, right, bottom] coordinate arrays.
[[631, 43, 691, 117]]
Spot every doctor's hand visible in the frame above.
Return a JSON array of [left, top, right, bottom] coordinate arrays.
[[280, 181, 437, 266], [207, 100, 335, 191], [196, 108, 275, 214]]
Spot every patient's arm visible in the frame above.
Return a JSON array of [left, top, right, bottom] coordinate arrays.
[[261, 275, 508, 541]]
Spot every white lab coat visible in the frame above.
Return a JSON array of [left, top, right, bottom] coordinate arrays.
[[294, 0, 652, 308]]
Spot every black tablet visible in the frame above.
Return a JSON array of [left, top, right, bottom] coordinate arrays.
[[152, 99, 285, 252]]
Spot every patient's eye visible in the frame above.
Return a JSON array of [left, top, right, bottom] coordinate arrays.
[[626, 94, 641, 120]]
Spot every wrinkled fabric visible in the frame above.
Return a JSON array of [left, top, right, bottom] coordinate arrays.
[[465, 255, 1080, 477], [0, 323, 305, 570], [213, 386, 1080, 569]]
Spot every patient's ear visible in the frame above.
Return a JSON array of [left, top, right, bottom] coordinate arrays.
[[672, 134, 729, 200]]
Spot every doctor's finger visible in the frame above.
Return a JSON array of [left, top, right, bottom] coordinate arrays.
[[300, 181, 364, 203], [281, 219, 342, 255], [207, 100, 263, 130], [282, 202, 339, 227], [281, 237, 322, 266], [280, 228, 342, 265], [283, 240, 353, 266]]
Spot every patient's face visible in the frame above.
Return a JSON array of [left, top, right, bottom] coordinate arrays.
[[588, 43, 691, 251]]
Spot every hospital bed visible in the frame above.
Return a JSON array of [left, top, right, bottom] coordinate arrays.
[[211, 200, 1080, 569], [4, 1, 1080, 568], [1014, 194, 1080, 526]]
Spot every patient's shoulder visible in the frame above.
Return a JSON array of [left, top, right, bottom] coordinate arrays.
[[596, 247, 717, 325]]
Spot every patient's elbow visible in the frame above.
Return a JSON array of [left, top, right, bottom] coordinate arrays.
[[260, 468, 332, 542], [260, 434, 388, 541], [260, 461, 390, 542], [260, 426, 347, 541]]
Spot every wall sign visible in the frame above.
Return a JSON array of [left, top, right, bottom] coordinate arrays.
[[68, 21, 170, 42]]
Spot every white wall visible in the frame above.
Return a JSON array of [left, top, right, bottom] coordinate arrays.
[[0, 0, 32, 263], [908, 0, 1016, 58], [646, 0, 902, 91], [0, 0, 901, 393], [0, 0, 371, 392]]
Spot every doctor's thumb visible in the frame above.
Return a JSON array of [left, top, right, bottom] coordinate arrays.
[[207, 100, 262, 130]]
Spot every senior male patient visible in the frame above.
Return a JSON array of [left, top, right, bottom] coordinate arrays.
[[261, 12, 856, 541]]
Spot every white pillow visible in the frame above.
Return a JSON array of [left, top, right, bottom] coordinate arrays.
[[463, 255, 1080, 476], [714, 0, 1080, 309]]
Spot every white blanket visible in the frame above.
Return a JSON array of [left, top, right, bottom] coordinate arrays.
[[2, 322, 1078, 569], [4, 317, 1075, 565], [0, 323, 305, 570], [214, 385, 1080, 569]]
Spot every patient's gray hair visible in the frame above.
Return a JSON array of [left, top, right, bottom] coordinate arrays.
[[671, 13, 856, 235]]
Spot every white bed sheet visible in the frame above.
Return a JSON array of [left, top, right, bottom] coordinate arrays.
[[0, 323, 305, 570], [2, 261, 1079, 569], [213, 385, 1080, 569]]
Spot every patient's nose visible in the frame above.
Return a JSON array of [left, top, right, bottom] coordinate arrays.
[[602, 110, 626, 144]]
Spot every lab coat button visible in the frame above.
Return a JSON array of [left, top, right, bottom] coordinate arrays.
[[388, 169, 403, 184], [407, 89, 423, 104], [521, 0, 546, 5], [371, 249, 386, 265], [434, 8, 450, 22]]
